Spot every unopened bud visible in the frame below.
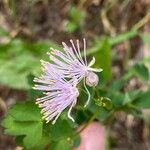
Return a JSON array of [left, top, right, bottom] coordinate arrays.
[[86, 72, 99, 87]]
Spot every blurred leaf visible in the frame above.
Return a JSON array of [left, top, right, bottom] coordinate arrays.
[[69, 6, 85, 24], [94, 37, 112, 81], [27, 74, 43, 100], [140, 33, 150, 48], [133, 63, 149, 81], [0, 55, 38, 89], [133, 90, 150, 108], [123, 90, 140, 105], [10, 0, 17, 19], [122, 93, 132, 105], [110, 30, 137, 46], [73, 135, 81, 148], [122, 62, 149, 82], [122, 104, 142, 118], [2, 101, 43, 149], [0, 38, 59, 89], [0, 27, 9, 36], [108, 90, 125, 106], [86, 31, 137, 56], [110, 79, 124, 91], [65, 5, 85, 32], [87, 99, 111, 122], [108, 89, 140, 108], [65, 22, 78, 33]]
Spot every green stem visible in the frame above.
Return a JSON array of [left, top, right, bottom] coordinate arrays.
[[71, 87, 101, 139], [76, 108, 99, 135], [95, 87, 101, 99], [132, 10, 150, 31]]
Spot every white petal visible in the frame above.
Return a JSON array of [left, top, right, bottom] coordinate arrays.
[[88, 67, 103, 72], [88, 57, 96, 67]]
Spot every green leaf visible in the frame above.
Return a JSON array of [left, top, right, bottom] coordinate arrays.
[[73, 135, 81, 148], [108, 90, 125, 106], [2, 101, 43, 149], [123, 93, 132, 105], [74, 108, 89, 124], [50, 139, 71, 150], [9, 101, 42, 121], [123, 62, 149, 82], [69, 6, 85, 24], [65, 5, 85, 33], [2, 115, 43, 149], [15, 135, 25, 147], [109, 30, 137, 46], [87, 99, 111, 122], [15, 125, 50, 150], [86, 31, 137, 56], [0, 38, 59, 89], [133, 63, 149, 81], [133, 90, 150, 108], [110, 79, 124, 91], [30, 132, 50, 150], [123, 90, 140, 105], [49, 119, 73, 141], [27, 74, 43, 100], [65, 22, 78, 33], [94, 37, 112, 81]]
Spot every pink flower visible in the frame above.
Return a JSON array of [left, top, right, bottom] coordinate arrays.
[[33, 64, 79, 124], [33, 39, 103, 124], [48, 39, 102, 107]]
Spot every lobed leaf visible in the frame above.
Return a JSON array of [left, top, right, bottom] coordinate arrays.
[[9, 101, 42, 121], [2, 101, 44, 149]]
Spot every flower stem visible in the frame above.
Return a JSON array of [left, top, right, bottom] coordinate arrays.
[[73, 87, 101, 138]]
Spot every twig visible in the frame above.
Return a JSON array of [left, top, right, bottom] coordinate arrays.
[[132, 11, 150, 31]]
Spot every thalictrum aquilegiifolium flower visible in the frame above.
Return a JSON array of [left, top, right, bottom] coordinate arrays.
[[33, 39, 103, 124]]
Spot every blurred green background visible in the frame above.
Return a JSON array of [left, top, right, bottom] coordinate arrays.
[[0, 0, 150, 150]]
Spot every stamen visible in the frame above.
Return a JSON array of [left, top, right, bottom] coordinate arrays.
[[52, 112, 61, 124], [62, 42, 76, 61], [70, 39, 84, 65], [76, 40, 85, 65], [83, 38, 87, 66]]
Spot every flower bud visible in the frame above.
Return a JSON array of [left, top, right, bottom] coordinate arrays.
[[86, 72, 99, 87]]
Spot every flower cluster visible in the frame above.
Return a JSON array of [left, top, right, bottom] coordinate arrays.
[[33, 39, 102, 124]]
